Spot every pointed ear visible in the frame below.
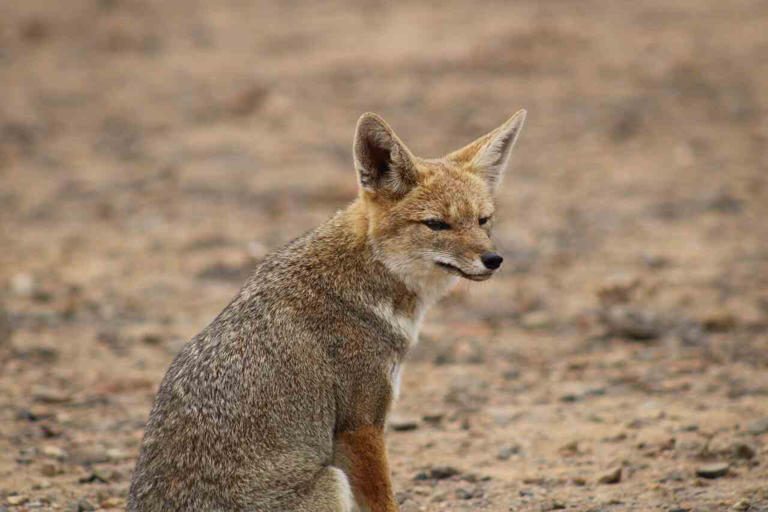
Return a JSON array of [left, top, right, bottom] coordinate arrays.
[[353, 113, 418, 198], [447, 109, 526, 193]]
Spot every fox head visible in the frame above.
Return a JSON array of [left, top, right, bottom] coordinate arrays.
[[352, 110, 526, 296]]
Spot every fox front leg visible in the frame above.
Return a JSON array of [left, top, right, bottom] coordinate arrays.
[[335, 425, 398, 512]]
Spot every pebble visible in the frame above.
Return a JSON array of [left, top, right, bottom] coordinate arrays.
[[598, 467, 622, 484], [70, 499, 95, 512], [40, 463, 63, 476], [424, 465, 460, 480], [601, 306, 663, 341], [105, 448, 131, 462], [730, 499, 750, 511], [695, 462, 729, 479], [454, 488, 472, 500], [422, 412, 445, 424], [731, 442, 756, 460], [41, 445, 67, 460], [6, 496, 27, 506], [99, 497, 124, 508], [10, 273, 35, 297], [520, 311, 553, 329], [702, 311, 738, 332], [71, 447, 110, 465], [389, 415, 419, 432], [746, 417, 768, 435], [497, 444, 521, 460], [33, 388, 72, 404], [78, 470, 110, 484]]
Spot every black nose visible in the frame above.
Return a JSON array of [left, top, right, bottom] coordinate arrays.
[[481, 252, 503, 270]]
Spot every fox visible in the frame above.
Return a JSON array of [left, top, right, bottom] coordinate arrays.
[[127, 109, 527, 512]]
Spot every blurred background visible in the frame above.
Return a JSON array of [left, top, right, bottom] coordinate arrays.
[[1, 1, 767, 510]]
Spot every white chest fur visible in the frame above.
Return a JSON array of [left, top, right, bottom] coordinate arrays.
[[371, 301, 425, 346], [389, 362, 403, 401]]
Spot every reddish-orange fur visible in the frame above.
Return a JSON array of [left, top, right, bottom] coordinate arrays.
[[337, 426, 397, 512]]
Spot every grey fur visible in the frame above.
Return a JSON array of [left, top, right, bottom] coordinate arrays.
[[128, 214, 411, 511]]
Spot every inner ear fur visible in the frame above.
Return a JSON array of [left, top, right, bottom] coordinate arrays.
[[446, 109, 526, 193], [353, 113, 418, 198]]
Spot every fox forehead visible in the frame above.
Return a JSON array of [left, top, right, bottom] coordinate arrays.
[[402, 159, 495, 221]]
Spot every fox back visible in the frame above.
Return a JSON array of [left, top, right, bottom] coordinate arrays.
[[127, 110, 526, 512]]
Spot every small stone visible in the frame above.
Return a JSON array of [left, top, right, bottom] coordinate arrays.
[[422, 412, 444, 424], [78, 470, 109, 484], [430, 491, 449, 503], [33, 388, 72, 404], [428, 465, 460, 480], [598, 467, 622, 484], [730, 499, 750, 511], [454, 488, 473, 500], [73, 499, 95, 512], [99, 497, 124, 508], [696, 462, 729, 479], [141, 333, 163, 345], [41, 445, 67, 460], [732, 442, 756, 460], [702, 311, 738, 332], [105, 448, 130, 462], [559, 440, 580, 455], [497, 444, 521, 460], [71, 447, 109, 465], [40, 423, 62, 438], [10, 273, 35, 297], [641, 253, 670, 269], [389, 415, 419, 432], [746, 417, 768, 435], [6, 495, 28, 506], [601, 306, 663, 341], [394, 491, 411, 505], [40, 463, 63, 476], [520, 311, 552, 329]]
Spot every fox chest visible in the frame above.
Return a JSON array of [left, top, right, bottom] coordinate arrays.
[[371, 303, 425, 403]]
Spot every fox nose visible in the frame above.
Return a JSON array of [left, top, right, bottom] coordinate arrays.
[[480, 252, 503, 270]]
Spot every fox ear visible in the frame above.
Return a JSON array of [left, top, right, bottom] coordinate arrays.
[[353, 113, 418, 198], [447, 109, 526, 193]]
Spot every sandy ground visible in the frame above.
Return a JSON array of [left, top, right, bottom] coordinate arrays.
[[1, 1, 768, 510]]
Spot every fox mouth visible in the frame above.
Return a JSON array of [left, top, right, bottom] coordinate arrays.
[[435, 261, 493, 281]]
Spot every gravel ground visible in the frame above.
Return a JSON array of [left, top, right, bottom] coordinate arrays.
[[1, 1, 767, 510]]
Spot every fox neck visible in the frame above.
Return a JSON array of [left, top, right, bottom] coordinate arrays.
[[343, 198, 458, 320]]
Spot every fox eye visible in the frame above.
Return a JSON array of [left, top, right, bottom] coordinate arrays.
[[422, 219, 451, 231], [479, 216, 491, 226]]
